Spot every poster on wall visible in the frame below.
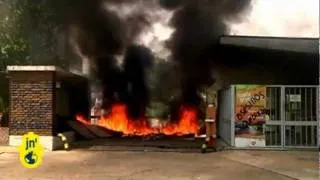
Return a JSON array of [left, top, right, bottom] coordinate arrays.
[[235, 85, 268, 147]]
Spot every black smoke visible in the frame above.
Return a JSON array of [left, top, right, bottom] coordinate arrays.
[[91, 45, 153, 119], [68, 0, 252, 117], [69, 0, 155, 57], [69, 0, 126, 56], [123, 45, 154, 118], [159, 0, 252, 105], [68, 0, 156, 118]]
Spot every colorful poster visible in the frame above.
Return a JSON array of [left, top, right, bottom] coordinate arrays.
[[234, 85, 268, 147]]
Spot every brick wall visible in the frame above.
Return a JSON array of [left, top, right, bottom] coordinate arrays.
[[0, 127, 9, 144], [9, 72, 54, 136]]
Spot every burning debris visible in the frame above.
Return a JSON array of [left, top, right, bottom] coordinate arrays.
[[69, 0, 252, 137], [76, 103, 199, 136]]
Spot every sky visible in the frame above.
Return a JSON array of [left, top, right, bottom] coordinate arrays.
[[230, 0, 319, 37]]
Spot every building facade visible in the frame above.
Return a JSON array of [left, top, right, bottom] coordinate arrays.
[[216, 36, 319, 149]]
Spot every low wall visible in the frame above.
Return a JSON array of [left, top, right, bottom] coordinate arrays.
[[9, 131, 75, 151]]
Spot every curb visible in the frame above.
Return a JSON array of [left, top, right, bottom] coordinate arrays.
[[0, 145, 18, 153], [222, 147, 317, 151], [0, 145, 53, 153]]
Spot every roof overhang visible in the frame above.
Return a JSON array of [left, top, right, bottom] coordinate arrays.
[[220, 36, 319, 54], [6, 65, 63, 72], [6, 65, 88, 81]]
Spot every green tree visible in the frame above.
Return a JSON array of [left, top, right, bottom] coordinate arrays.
[[0, 0, 71, 71], [0, 0, 31, 70]]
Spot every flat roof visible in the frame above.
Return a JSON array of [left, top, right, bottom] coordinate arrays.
[[6, 65, 88, 80], [6, 65, 64, 72], [220, 36, 319, 54]]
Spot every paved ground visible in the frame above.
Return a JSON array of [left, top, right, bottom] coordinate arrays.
[[0, 148, 318, 180]]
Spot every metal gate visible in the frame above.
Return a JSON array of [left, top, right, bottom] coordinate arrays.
[[218, 86, 234, 146], [265, 86, 319, 148]]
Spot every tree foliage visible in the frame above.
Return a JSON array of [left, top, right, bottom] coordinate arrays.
[[0, 0, 29, 69], [0, 0, 70, 70]]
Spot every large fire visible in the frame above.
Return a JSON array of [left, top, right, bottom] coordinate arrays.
[[76, 103, 199, 136]]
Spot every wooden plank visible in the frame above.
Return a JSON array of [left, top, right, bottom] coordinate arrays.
[[67, 121, 96, 139], [86, 125, 115, 138]]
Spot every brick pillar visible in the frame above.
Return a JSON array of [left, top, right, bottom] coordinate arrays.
[[9, 71, 54, 136], [0, 127, 9, 144]]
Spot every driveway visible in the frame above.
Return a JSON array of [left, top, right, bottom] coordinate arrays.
[[0, 149, 318, 180]]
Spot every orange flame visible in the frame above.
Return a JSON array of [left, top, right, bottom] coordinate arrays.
[[76, 103, 199, 136], [160, 106, 199, 136]]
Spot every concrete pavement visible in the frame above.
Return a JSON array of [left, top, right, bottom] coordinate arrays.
[[0, 148, 318, 180]]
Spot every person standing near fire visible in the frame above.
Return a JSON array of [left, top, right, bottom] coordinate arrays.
[[201, 93, 217, 153]]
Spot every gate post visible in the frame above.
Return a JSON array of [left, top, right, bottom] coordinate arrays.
[[317, 86, 319, 148], [230, 85, 235, 147], [280, 86, 285, 147]]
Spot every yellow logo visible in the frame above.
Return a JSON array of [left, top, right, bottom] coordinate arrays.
[[18, 132, 44, 168]]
